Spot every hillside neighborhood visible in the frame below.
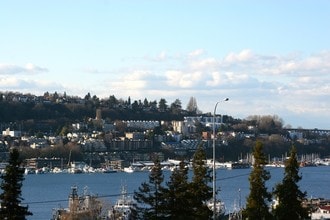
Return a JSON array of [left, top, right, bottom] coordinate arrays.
[[1, 91, 330, 172]]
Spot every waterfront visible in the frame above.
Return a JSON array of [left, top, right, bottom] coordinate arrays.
[[20, 166, 330, 220]]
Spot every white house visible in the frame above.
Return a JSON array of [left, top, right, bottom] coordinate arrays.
[[311, 205, 330, 220], [2, 128, 21, 138]]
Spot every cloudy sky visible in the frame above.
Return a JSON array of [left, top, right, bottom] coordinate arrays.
[[1, 1, 330, 129]]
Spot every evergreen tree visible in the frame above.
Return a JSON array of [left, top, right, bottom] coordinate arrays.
[[134, 157, 166, 219], [273, 146, 309, 220], [108, 95, 118, 108], [164, 160, 191, 219], [158, 98, 168, 112], [169, 99, 182, 115], [243, 141, 272, 220], [143, 98, 149, 108], [0, 148, 32, 219], [189, 143, 213, 219]]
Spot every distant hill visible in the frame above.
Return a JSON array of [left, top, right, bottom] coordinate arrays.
[[0, 92, 189, 134]]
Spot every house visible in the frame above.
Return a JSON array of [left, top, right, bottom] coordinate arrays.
[[311, 205, 330, 220], [125, 132, 145, 140], [2, 128, 21, 138]]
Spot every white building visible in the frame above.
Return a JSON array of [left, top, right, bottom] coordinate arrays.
[[172, 116, 226, 136], [311, 205, 330, 220], [2, 128, 21, 138]]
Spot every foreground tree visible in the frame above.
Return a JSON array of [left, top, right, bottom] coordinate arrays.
[[243, 141, 272, 220], [0, 148, 32, 219], [189, 144, 213, 219], [273, 146, 309, 220], [134, 157, 166, 219], [163, 160, 191, 219]]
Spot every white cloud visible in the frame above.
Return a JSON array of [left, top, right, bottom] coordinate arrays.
[[82, 67, 106, 74], [105, 70, 158, 97], [0, 63, 48, 75], [206, 71, 258, 88], [143, 51, 170, 62], [257, 51, 330, 76], [206, 72, 222, 87], [188, 49, 204, 57], [0, 77, 21, 86], [224, 49, 253, 64], [190, 58, 218, 70], [302, 51, 330, 71], [225, 72, 250, 84], [122, 70, 151, 81], [165, 70, 202, 88], [112, 80, 146, 90], [0, 77, 62, 94], [157, 51, 167, 61], [296, 76, 313, 84]]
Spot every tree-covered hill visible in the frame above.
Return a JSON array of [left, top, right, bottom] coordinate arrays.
[[0, 91, 190, 133]]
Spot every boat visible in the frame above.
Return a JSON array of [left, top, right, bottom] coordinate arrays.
[[101, 167, 117, 173], [123, 166, 134, 173], [24, 167, 36, 175], [68, 161, 85, 174], [52, 186, 102, 220], [108, 186, 136, 220], [207, 199, 226, 219]]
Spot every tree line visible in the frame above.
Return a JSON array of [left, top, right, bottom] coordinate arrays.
[[0, 92, 201, 134], [132, 141, 308, 220]]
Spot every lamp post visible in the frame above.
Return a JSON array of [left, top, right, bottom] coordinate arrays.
[[213, 98, 229, 219]]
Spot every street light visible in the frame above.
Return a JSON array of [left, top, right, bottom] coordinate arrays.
[[213, 98, 229, 219]]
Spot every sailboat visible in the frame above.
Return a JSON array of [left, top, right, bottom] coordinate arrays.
[[108, 186, 136, 220], [207, 198, 226, 219]]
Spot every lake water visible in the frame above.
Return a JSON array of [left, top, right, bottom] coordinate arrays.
[[21, 166, 330, 220]]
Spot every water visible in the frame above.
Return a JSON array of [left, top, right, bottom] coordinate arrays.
[[21, 166, 330, 220]]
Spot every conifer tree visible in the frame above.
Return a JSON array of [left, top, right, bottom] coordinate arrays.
[[0, 148, 32, 219], [243, 141, 272, 220], [163, 160, 191, 219], [189, 143, 213, 219], [273, 146, 309, 220], [134, 157, 166, 219]]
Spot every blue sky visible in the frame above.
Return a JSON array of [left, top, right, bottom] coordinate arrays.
[[1, 1, 330, 129]]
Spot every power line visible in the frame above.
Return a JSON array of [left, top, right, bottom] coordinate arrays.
[[217, 166, 279, 181], [217, 172, 250, 181], [22, 192, 135, 205]]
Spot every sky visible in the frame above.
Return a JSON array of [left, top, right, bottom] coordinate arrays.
[[1, 1, 330, 129]]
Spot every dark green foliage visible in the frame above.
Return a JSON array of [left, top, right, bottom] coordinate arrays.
[[170, 99, 182, 115], [134, 145, 213, 219], [273, 146, 309, 220], [0, 149, 32, 219], [134, 157, 166, 219], [163, 160, 191, 219], [243, 141, 272, 220], [189, 144, 213, 219], [0, 95, 186, 134]]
